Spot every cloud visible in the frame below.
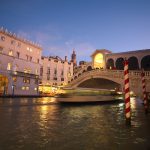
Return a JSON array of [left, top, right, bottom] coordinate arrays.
[[16, 26, 95, 62]]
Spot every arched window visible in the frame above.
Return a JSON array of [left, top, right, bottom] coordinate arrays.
[[87, 66, 92, 71], [106, 58, 114, 69], [78, 73, 81, 77], [82, 70, 86, 73], [128, 56, 139, 70], [115, 57, 124, 70], [141, 55, 150, 71], [74, 76, 77, 79]]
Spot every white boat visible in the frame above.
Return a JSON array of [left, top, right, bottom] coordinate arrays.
[[56, 94, 122, 103]]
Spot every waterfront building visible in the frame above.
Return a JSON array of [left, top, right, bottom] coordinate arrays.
[[39, 55, 73, 94], [0, 27, 42, 96]]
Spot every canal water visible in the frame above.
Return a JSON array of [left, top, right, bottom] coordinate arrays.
[[0, 97, 150, 150]]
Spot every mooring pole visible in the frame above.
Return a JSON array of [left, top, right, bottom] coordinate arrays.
[[124, 59, 131, 125], [141, 69, 148, 114]]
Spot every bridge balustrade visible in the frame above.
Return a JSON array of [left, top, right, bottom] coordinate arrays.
[[69, 69, 150, 85]]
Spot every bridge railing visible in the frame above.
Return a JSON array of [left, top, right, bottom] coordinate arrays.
[[69, 69, 150, 85]]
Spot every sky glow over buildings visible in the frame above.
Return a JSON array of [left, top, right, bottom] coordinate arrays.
[[0, 0, 150, 62]]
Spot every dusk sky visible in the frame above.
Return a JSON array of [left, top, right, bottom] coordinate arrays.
[[0, 0, 150, 63]]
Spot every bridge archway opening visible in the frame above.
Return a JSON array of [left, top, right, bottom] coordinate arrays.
[[128, 56, 139, 70], [78, 78, 121, 90], [106, 58, 114, 69], [141, 55, 150, 71], [0, 74, 8, 95], [116, 57, 124, 70]]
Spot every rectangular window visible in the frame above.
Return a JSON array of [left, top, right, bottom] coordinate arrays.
[[40, 67, 43, 76], [16, 52, 20, 58], [26, 55, 28, 60], [7, 63, 12, 70], [54, 68, 57, 75], [35, 79, 38, 84], [47, 67, 50, 74], [23, 77, 30, 84], [30, 56, 32, 61], [47, 75, 50, 80], [13, 77, 17, 82], [0, 47, 3, 53], [53, 77, 57, 80]]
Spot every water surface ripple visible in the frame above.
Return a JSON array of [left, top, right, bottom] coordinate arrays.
[[0, 97, 150, 150]]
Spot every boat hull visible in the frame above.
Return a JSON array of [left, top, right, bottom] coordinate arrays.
[[56, 95, 122, 103]]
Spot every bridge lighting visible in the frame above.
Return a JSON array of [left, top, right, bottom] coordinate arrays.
[[94, 53, 104, 68], [94, 53, 103, 64]]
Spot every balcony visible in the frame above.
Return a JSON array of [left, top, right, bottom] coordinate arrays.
[[10, 71, 39, 79]]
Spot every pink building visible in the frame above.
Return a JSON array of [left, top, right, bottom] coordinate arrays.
[[0, 27, 42, 96]]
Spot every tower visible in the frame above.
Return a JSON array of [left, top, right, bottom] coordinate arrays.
[[71, 49, 77, 67]]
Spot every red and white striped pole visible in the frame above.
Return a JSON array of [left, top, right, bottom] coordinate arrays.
[[141, 69, 148, 114], [124, 59, 131, 125]]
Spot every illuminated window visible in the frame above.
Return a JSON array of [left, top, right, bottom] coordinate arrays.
[[23, 77, 30, 83], [34, 87, 37, 91], [30, 48, 32, 52], [7, 63, 12, 70], [35, 69, 38, 74], [27, 47, 30, 51], [24, 68, 27, 73], [9, 50, 13, 56], [26, 87, 29, 90], [24, 68, 31, 73], [22, 86, 25, 90], [13, 77, 17, 82]]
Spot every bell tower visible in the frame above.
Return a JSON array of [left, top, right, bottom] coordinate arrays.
[[71, 49, 77, 67]]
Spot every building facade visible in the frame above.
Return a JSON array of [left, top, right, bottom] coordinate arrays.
[[0, 27, 42, 96], [39, 55, 73, 94]]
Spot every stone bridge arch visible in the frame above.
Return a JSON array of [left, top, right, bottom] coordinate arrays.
[[68, 70, 124, 89]]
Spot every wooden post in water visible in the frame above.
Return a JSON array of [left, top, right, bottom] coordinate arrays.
[[124, 59, 131, 125], [141, 69, 148, 114]]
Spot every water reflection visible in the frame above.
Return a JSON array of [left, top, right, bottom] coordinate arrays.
[[0, 97, 150, 150]]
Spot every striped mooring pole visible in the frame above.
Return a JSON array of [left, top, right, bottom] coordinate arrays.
[[141, 70, 148, 114], [124, 59, 131, 125]]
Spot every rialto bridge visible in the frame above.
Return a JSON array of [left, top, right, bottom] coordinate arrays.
[[67, 49, 150, 97]]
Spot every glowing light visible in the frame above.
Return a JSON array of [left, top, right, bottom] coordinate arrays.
[[94, 53, 103, 63]]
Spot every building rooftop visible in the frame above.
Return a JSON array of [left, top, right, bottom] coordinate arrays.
[[0, 27, 42, 49]]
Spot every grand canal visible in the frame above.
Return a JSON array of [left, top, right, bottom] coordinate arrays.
[[0, 97, 150, 150]]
